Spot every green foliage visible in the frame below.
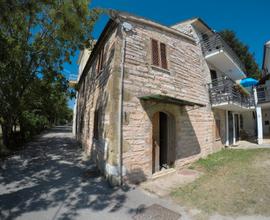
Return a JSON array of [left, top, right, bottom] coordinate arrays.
[[20, 111, 49, 138], [0, 0, 100, 148], [219, 30, 261, 79]]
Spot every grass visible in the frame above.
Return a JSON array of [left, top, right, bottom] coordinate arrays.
[[171, 148, 270, 217]]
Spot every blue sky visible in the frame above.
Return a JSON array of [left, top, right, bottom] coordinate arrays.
[[67, 0, 270, 108]]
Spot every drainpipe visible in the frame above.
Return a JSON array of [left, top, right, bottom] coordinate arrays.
[[118, 29, 125, 185], [253, 87, 263, 144], [118, 21, 134, 185]]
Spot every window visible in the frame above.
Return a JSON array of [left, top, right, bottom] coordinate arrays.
[[151, 39, 168, 69], [96, 47, 105, 74], [215, 119, 221, 140], [93, 108, 101, 140]]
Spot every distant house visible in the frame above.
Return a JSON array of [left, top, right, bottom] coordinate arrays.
[[262, 40, 270, 76], [73, 11, 266, 185], [256, 40, 270, 140]]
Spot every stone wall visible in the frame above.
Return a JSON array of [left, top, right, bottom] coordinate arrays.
[[121, 19, 223, 182], [75, 16, 227, 185], [75, 26, 122, 183]]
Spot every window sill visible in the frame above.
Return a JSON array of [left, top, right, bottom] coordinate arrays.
[[151, 65, 170, 74]]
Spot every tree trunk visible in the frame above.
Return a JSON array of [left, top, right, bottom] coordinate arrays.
[[1, 123, 10, 148]]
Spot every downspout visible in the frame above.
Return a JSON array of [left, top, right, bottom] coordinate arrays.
[[118, 25, 126, 185], [118, 21, 133, 185]]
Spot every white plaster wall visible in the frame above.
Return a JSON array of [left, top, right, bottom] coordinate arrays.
[[262, 109, 270, 136], [241, 111, 256, 137]]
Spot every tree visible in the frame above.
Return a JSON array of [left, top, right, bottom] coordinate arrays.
[[0, 0, 100, 148], [219, 30, 261, 79]]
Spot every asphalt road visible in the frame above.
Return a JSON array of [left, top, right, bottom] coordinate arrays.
[[0, 126, 185, 220]]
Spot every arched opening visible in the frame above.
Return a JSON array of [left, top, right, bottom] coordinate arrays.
[[152, 111, 175, 174]]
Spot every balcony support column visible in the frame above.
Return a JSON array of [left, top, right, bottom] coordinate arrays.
[[254, 88, 263, 144], [225, 110, 229, 146], [256, 107, 263, 144], [232, 113, 236, 145]]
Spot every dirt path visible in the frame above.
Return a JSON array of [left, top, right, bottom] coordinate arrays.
[[0, 126, 187, 220]]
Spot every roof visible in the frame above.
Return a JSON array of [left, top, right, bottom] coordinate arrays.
[[171, 17, 215, 35], [109, 10, 195, 42], [77, 18, 117, 85]]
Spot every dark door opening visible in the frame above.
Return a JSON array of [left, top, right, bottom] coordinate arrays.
[[152, 112, 175, 173], [235, 114, 240, 142], [210, 70, 218, 86], [159, 112, 168, 169], [228, 111, 233, 145]]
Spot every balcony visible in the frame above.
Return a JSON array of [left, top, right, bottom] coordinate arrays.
[[257, 84, 270, 107], [208, 77, 255, 111], [201, 34, 246, 80]]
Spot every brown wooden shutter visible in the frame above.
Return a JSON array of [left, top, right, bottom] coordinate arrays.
[[96, 47, 104, 74], [160, 43, 167, 69], [151, 39, 159, 66]]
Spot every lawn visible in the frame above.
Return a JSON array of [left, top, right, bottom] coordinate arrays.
[[171, 149, 270, 217]]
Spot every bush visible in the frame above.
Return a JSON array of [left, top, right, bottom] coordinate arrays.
[[20, 111, 49, 140]]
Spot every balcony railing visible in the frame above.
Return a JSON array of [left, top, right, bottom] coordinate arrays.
[[201, 34, 245, 71], [257, 84, 270, 103], [208, 77, 255, 108]]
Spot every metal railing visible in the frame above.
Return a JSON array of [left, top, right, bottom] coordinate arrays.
[[257, 84, 270, 103], [201, 34, 245, 71], [208, 77, 255, 108]]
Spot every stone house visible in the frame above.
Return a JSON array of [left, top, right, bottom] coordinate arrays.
[[73, 11, 264, 185]]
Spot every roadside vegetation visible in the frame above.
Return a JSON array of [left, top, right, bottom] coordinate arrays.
[[0, 1, 100, 156], [171, 149, 270, 217], [220, 30, 261, 79]]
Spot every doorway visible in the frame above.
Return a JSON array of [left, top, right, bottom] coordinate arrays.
[[234, 114, 240, 142], [152, 112, 175, 174], [228, 111, 241, 145], [228, 111, 233, 145]]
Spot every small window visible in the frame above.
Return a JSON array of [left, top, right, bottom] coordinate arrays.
[[96, 47, 104, 74], [160, 43, 168, 69], [93, 108, 101, 140], [215, 119, 221, 140], [151, 39, 168, 69]]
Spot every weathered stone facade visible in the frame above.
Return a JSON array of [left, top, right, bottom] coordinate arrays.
[[75, 12, 227, 185]]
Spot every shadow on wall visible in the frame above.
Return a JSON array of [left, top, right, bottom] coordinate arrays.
[[140, 100, 202, 166], [89, 89, 109, 172], [0, 128, 131, 219], [177, 107, 201, 159], [76, 37, 115, 167]]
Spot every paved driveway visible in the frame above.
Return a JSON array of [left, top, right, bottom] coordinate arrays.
[[0, 126, 186, 220]]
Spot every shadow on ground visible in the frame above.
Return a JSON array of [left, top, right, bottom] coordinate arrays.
[[0, 126, 129, 219]]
